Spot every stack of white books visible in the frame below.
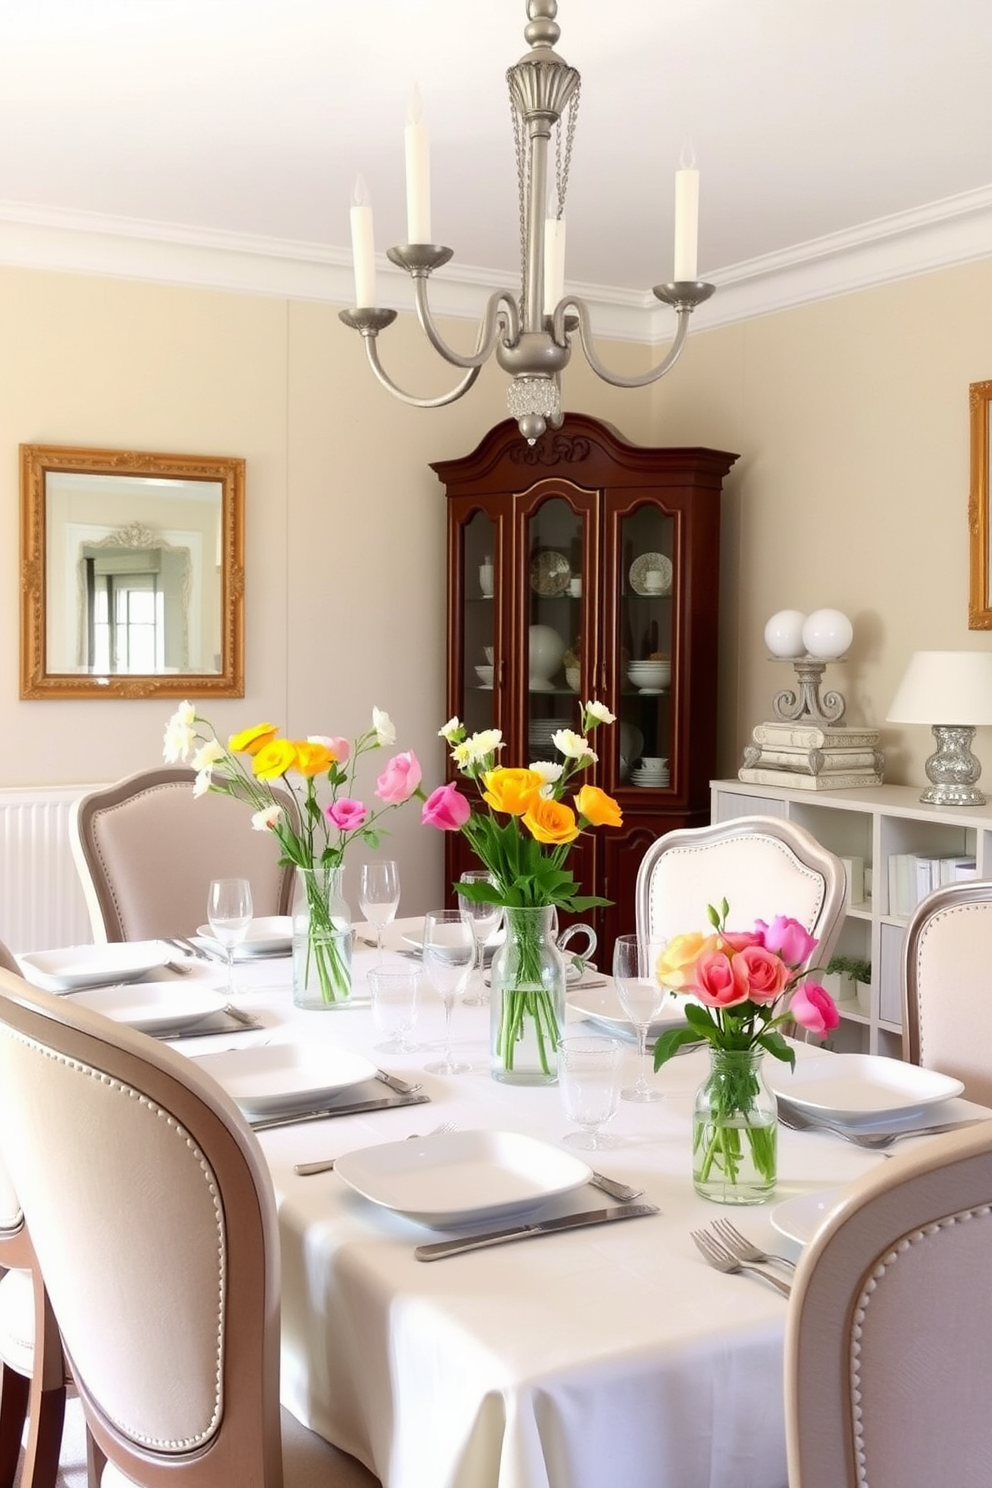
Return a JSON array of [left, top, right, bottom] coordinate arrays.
[[738, 722, 884, 792], [887, 852, 977, 917]]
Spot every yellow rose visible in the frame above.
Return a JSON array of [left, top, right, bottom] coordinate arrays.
[[482, 767, 543, 816], [251, 738, 299, 780], [291, 741, 335, 777], [656, 931, 712, 990], [522, 797, 580, 845], [573, 784, 623, 828], [229, 722, 279, 756]]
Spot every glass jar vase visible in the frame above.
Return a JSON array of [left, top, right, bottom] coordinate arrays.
[[489, 905, 565, 1085], [692, 1047, 778, 1204], [291, 865, 352, 1009]]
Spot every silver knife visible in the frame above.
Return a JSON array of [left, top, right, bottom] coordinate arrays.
[[375, 1069, 421, 1095], [414, 1202, 659, 1261], [250, 1091, 429, 1132]]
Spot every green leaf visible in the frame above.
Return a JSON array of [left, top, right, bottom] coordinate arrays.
[[757, 1031, 796, 1069], [652, 1027, 703, 1069]]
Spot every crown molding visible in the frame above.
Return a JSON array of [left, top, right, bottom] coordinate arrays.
[[0, 186, 989, 343]]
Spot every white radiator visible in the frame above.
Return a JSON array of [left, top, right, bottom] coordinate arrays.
[[0, 785, 100, 953]]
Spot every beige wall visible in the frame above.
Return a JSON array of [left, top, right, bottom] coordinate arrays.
[[3, 255, 991, 913]]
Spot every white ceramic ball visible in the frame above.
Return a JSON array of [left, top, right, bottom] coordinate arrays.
[[528, 624, 566, 682], [802, 609, 853, 660], [764, 610, 807, 659]]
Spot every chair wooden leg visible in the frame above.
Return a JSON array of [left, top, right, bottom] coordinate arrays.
[[0, 1362, 29, 1488], [18, 1381, 66, 1488]]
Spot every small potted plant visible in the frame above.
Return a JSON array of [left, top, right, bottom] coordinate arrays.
[[826, 953, 872, 1013]]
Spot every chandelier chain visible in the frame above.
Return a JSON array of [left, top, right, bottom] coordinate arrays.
[[509, 71, 529, 316], [553, 79, 580, 220]]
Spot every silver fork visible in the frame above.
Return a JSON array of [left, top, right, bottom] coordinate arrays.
[[294, 1121, 456, 1176], [777, 1101, 986, 1149], [711, 1217, 796, 1271], [690, 1228, 792, 1297]]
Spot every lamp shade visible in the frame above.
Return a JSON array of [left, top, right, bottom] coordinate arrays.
[[887, 651, 992, 725]]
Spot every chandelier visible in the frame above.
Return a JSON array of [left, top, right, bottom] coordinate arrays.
[[339, 0, 715, 443]]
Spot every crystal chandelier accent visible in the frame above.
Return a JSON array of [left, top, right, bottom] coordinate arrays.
[[339, 1, 715, 443]]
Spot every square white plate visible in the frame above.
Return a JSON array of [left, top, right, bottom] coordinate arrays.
[[71, 982, 229, 1034], [770, 1187, 846, 1246], [567, 983, 690, 1041], [17, 940, 172, 993], [195, 916, 292, 959], [193, 1042, 376, 1116], [769, 1054, 964, 1124], [334, 1129, 591, 1227]]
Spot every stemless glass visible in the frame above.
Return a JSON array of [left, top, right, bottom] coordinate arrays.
[[456, 869, 503, 1007], [421, 910, 476, 1075], [612, 933, 670, 1102], [558, 1035, 624, 1149], [207, 877, 253, 996], [358, 860, 401, 961], [367, 964, 422, 1054]]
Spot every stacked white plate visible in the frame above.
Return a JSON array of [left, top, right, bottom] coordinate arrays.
[[630, 765, 670, 787], [528, 716, 572, 761]]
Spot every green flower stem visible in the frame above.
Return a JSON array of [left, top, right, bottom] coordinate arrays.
[[493, 906, 562, 1078], [694, 1049, 777, 1189]]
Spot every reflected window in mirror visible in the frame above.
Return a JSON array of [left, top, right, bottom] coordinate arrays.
[[20, 445, 244, 698]]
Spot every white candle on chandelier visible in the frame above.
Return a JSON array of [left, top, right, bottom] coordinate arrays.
[[405, 87, 431, 244], [543, 211, 566, 318], [350, 175, 377, 309], [673, 142, 699, 282]]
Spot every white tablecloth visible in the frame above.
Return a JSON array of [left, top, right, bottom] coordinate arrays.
[[170, 926, 986, 1488]]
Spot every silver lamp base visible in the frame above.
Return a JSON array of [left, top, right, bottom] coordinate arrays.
[[920, 724, 987, 806]]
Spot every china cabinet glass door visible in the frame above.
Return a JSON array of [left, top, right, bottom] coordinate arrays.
[[524, 491, 592, 765], [459, 507, 499, 738], [617, 502, 675, 791]]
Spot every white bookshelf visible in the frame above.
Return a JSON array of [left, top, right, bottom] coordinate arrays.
[[711, 778, 992, 1058]]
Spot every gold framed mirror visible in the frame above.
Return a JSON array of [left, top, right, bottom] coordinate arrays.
[[969, 380, 992, 629], [20, 444, 245, 699]]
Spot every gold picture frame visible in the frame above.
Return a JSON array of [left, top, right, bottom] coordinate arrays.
[[969, 381, 992, 629]]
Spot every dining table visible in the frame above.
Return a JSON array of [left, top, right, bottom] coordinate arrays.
[[138, 919, 990, 1488]]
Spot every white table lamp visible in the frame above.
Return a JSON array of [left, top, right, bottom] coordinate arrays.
[[887, 650, 992, 805]]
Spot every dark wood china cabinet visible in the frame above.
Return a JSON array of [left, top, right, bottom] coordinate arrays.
[[431, 414, 738, 959]]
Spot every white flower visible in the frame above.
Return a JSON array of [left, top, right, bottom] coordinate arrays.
[[529, 760, 564, 789], [163, 701, 197, 763], [192, 769, 213, 798], [552, 728, 597, 762], [584, 700, 616, 726], [439, 717, 463, 743], [372, 708, 396, 746], [192, 739, 225, 772], [454, 729, 503, 768], [251, 804, 283, 832]]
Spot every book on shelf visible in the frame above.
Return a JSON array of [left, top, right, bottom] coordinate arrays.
[[886, 852, 978, 916], [747, 747, 883, 774], [749, 722, 881, 750], [737, 767, 884, 792]]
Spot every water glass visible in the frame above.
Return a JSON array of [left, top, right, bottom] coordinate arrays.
[[421, 909, 475, 1075], [367, 964, 421, 1054], [359, 860, 401, 961], [457, 869, 503, 1007], [612, 933, 670, 1102], [207, 877, 253, 996], [558, 1035, 623, 1149]]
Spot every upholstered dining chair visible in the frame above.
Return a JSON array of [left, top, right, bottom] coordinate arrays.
[[0, 941, 66, 1488], [634, 814, 847, 972], [70, 766, 295, 943], [784, 1120, 992, 1488], [0, 965, 380, 1488], [903, 879, 992, 1105]]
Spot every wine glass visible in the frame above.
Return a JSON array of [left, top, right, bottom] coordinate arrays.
[[421, 909, 476, 1075], [207, 877, 253, 997], [367, 964, 422, 1053], [612, 933, 670, 1102], [358, 860, 401, 961], [558, 1035, 624, 1149], [456, 869, 503, 1006]]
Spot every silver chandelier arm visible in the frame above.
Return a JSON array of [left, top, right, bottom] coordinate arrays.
[[411, 278, 521, 370], [559, 295, 692, 390], [363, 335, 482, 409]]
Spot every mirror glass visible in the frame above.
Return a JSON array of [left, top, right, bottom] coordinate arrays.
[[970, 380, 992, 629], [20, 445, 244, 698]]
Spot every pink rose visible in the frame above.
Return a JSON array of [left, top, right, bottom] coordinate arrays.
[[326, 798, 368, 832], [309, 734, 351, 763], [754, 915, 817, 967], [788, 981, 839, 1034], [734, 944, 789, 1005], [375, 750, 422, 804], [693, 949, 750, 1009], [720, 930, 763, 953], [421, 783, 471, 831]]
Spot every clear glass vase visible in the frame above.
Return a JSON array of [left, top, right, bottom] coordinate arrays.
[[692, 1047, 778, 1204], [292, 865, 352, 1009], [489, 905, 565, 1085]]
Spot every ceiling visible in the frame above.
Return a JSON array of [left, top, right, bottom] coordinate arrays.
[[1, 0, 991, 317]]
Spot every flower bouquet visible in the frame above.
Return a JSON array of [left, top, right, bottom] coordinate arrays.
[[421, 703, 622, 1082], [163, 702, 422, 1006], [652, 901, 839, 1201]]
